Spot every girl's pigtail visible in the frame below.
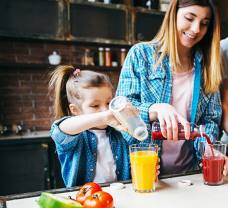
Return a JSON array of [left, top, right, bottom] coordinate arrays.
[[49, 65, 74, 119]]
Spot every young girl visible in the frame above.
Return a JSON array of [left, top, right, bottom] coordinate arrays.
[[49, 65, 130, 187]]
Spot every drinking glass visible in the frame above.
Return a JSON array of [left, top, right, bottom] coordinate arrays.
[[130, 143, 158, 192], [200, 142, 227, 185]]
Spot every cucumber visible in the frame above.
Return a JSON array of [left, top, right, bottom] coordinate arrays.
[[38, 192, 83, 208]]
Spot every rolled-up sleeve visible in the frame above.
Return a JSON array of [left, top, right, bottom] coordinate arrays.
[[50, 117, 82, 153]]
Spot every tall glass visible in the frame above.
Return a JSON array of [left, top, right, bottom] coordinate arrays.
[[200, 142, 227, 185], [130, 143, 158, 192]]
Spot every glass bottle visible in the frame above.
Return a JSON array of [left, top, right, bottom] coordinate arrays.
[[120, 48, 126, 66], [98, 47, 104, 66], [105, 48, 111, 67], [151, 121, 211, 144]]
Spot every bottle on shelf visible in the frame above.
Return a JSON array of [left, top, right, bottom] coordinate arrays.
[[98, 47, 104, 66], [84, 48, 95, 66], [120, 48, 126, 66], [104, 0, 111, 4], [105, 48, 112, 67]]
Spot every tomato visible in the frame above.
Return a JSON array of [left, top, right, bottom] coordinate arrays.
[[76, 182, 102, 205], [83, 191, 113, 208]]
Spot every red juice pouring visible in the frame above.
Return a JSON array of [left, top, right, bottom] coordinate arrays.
[[151, 122, 227, 185], [151, 122, 214, 156]]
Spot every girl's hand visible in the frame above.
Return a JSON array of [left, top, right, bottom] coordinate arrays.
[[108, 103, 139, 132], [223, 156, 228, 176], [105, 110, 128, 132], [149, 103, 190, 140]]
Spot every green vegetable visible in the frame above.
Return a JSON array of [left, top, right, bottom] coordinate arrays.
[[38, 192, 83, 208]]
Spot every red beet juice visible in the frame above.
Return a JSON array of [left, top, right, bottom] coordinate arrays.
[[202, 156, 225, 185]]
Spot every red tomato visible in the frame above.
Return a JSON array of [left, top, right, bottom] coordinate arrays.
[[76, 182, 102, 205], [83, 191, 113, 208]]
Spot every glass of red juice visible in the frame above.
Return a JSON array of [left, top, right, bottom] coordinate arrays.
[[200, 142, 227, 185]]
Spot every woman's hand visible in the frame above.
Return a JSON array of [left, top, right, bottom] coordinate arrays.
[[149, 103, 190, 140]]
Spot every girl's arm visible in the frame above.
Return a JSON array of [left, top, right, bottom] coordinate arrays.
[[59, 110, 124, 135]]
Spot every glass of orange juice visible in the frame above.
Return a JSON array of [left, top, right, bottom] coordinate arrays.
[[130, 143, 158, 193]]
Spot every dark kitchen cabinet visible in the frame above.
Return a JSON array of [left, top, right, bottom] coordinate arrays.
[[134, 8, 164, 41], [0, 0, 227, 43], [69, 1, 129, 45], [0, 0, 65, 40], [0, 0, 165, 44], [0, 137, 64, 196]]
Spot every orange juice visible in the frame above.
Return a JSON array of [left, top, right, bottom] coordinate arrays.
[[130, 150, 158, 192]]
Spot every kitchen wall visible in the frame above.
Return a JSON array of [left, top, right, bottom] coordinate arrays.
[[0, 39, 121, 131]]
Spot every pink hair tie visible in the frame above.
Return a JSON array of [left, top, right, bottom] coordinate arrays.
[[73, 68, 81, 77]]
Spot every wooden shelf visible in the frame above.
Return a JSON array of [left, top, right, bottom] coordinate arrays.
[[72, 0, 128, 10], [0, 63, 121, 71], [0, 63, 50, 69], [71, 64, 121, 71]]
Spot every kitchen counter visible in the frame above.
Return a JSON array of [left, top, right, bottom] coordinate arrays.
[[0, 131, 50, 145], [0, 131, 50, 140], [2, 173, 228, 208]]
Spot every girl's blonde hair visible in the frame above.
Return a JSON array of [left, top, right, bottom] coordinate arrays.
[[153, 0, 221, 94], [49, 65, 113, 119]]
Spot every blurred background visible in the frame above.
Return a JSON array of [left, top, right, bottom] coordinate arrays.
[[0, 0, 227, 196]]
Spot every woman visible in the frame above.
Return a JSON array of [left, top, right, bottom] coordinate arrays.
[[220, 37, 228, 149], [116, 0, 222, 174]]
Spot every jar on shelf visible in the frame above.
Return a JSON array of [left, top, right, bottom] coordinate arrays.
[[120, 48, 126, 66], [84, 48, 95, 66], [98, 47, 104, 66], [104, 0, 111, 4], [105, 48, 111, 67], [159, 0, 170, 12]]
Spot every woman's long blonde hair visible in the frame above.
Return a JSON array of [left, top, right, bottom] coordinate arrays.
[[153, 0, 221, 94], [49, 65, 113, 119]]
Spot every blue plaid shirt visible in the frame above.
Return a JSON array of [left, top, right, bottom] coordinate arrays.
[[116, 42, 222, 161], [50, 118, 130, 187]]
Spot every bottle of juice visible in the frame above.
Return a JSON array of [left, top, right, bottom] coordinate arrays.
[[151, 121, 212, 144]]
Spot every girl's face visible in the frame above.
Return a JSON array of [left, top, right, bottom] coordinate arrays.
[[176, 5, 211, 51], [80, 86, 113, 115], [78, 85, 113, 129]]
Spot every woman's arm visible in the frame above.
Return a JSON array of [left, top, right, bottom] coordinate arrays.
[[116, 43, 190, 140], [116, 43, 157, 124]]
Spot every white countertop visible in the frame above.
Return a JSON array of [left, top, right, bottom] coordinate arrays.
[[5, 174, 228, 208]]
